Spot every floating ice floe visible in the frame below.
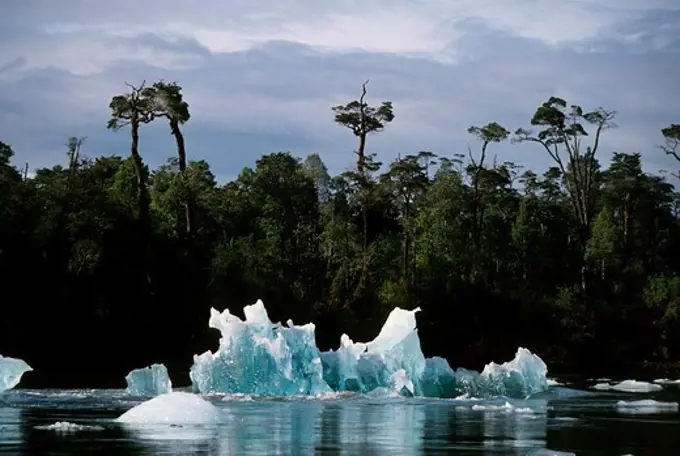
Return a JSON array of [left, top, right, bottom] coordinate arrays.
[[592, 379, 662, 393], [653, 378, 680, 386], [34, 422, 105, 432], [125, 363, 172, 396]]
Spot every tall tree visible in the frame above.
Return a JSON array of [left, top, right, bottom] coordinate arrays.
[[661, 124, 680, 179], [107, 82, 154, 228], [383, 152, 432, 285], [514, 97, 616, 234], [331, 81, 394, 251], [146, 81, 195, 234], [466, 122, 510, 278], [66, 136, 86, 172], [332, 80, 394, 175]]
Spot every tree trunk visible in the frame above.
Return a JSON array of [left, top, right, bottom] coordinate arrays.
[[357, 133, 366, 175], [130, 120, 149, 228], [623, 193, 630, 246], [403, 203, 410, 283], [170, 119, 195, 235]]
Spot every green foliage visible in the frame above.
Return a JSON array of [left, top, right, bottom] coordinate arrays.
[[1, 89, 679, 386], [331, 80, 395, 137]]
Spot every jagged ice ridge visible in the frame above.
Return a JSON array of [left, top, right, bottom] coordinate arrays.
[[190, 300, 549, 398]]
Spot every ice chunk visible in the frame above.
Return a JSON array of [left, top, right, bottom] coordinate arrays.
[[593, 380, 662, 393], [654, 378, 680, 385], [190, 300, 331, 395], [117, 392, 221, 425], [125, 363, 172, 396], [592, 382, 611, 390], [35, 422, 105, 432], [474, 348, 549, 398], [321, 307, 426, 395], [0, 355, 32, 392]]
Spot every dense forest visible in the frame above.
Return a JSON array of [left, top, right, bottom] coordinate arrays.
[[1, 80, 679, 387]]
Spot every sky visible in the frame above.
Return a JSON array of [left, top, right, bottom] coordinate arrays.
[[1, 0, 679, 184]]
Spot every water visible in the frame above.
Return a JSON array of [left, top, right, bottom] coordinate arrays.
[[1, 383, 679, 455]]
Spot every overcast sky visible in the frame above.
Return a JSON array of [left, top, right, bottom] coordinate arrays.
[[1, 0, 679, 183]]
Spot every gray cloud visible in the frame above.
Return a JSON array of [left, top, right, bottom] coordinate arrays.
[[0, 1, 678, 184]]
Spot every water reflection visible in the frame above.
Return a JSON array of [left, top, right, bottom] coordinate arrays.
[[111, 399, 554, 455], [0, 406, 21, 454], [3, 391, 679, 455]]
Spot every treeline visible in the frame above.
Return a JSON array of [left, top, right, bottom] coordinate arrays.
[[1, 80, 679, 387]]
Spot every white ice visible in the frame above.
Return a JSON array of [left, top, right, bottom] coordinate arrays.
[[0, 355, 32, 392], [125, 363, 172, 396], [654, 378, 680, 385], [34, 422, 105, 432], [593, 380, 662, 393], [117, 392, 221, 425]]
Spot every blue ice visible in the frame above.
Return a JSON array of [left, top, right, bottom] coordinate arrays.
[[125, 363, 172, 396], [0, 355, 32, 392], [190, 300, 549, 398]]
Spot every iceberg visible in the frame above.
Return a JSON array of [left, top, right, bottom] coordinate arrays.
[[0, 355, 32, 392], [190, 300, 550, 399], [125, 363, 172, 396], [190, 300, 331, 395]]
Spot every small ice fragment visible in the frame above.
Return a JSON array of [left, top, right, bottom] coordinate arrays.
[[125, 363, 172, 396], [34, 422, 104, 432], [593, 382, 612, 390], [547, 378, 562, 386], [117, 392, 221, 425], [653, 378, 680, 385], [610, 380, 662, 393], [592, 380, 662, 393], [514, 406, 534, 413], [471, 401, 515, 411], [0, 355, 32, 392]]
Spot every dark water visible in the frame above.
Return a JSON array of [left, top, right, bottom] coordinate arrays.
[[1, 382, 679, 455]]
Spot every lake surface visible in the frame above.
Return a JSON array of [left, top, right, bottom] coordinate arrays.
[[1, 382, 679, 455]]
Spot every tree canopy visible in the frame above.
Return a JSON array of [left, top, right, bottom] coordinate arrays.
[[1, 82, 679, 387]]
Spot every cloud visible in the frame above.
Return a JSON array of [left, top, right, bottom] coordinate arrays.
[[5, 0, 680, 73], [0, 0, 678, 184]]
